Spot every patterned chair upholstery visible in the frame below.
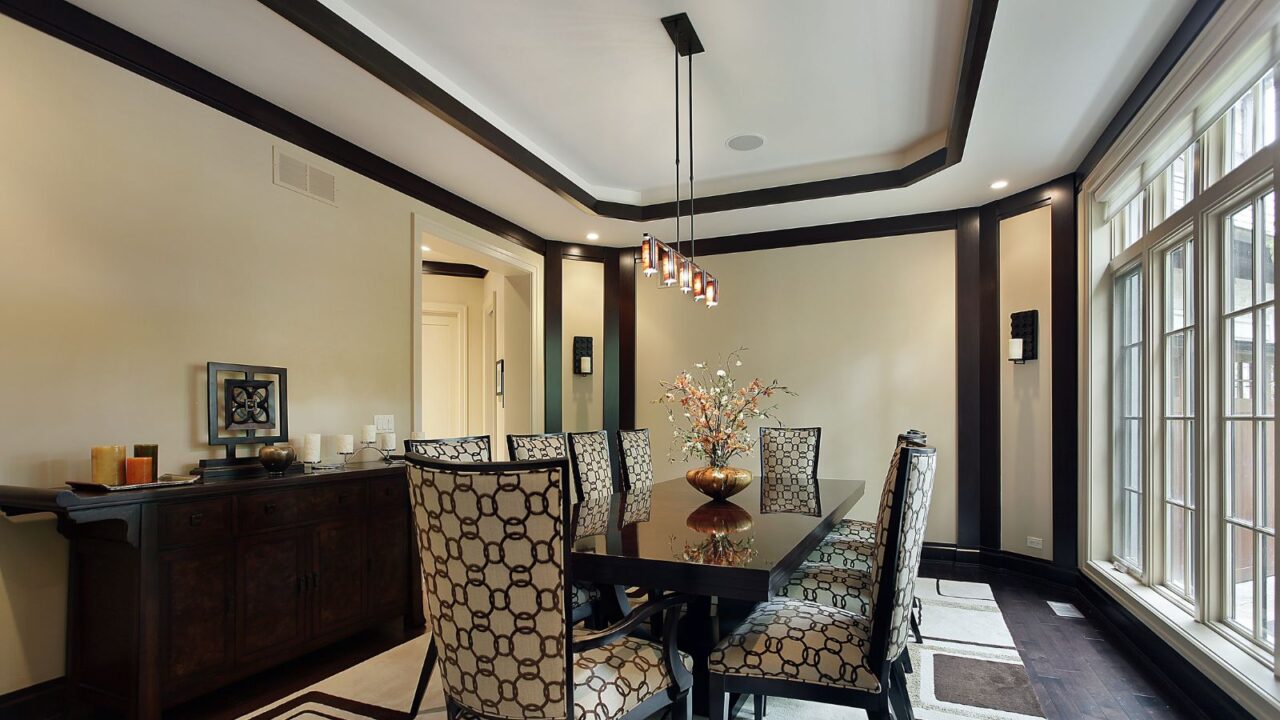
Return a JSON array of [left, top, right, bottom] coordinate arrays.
[[403, 435, 491, 463], [617, 429, 655, 491], [568, 430, 616, 501], [507, 432, 569, 461], [404, 454, 694, 720], [759, 427, 822, 516], [823, 429, 926, 546], [707, 445, 938, 720]]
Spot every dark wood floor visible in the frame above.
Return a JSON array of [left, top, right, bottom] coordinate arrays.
[[162, 566, 1200, 720], [922, 563, 1199, 720]]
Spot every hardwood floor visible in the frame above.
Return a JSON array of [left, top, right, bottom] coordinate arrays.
[[922, 563, 1199, 720], [156, 568, 1199, 720]]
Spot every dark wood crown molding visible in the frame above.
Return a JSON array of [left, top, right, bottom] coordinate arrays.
[[421, 260, 487, 278], [0, 0, 548, 255], [258, 0, 998, 221]]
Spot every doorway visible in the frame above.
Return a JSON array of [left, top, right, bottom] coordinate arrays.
[[420, 303, 467, 438]]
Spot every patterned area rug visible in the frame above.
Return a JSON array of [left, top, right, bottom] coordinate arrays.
[[244, 580, 1043, 720]]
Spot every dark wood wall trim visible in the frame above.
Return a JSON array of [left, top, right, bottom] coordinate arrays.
[[1074, 0, 1223, 182], [1048, 176, 1079, 570], [0, 0, 548, 255], [258, 0, 998, 221], [421, 260, 487, 278], [977, 203, 1002, 551], [0, 677, 64, 720], [954, 208, 985, 551], [673, 210, 958, 257], [544, 242, 564, 433]]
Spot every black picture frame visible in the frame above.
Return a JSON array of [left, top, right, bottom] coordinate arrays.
[[207, 362, 289, 459]]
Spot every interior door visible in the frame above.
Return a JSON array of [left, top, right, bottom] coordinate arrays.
[[421, 308, 465, 438]]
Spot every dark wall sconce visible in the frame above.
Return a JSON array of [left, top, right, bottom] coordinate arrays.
[[573, 336, 594, 375], [1009, 310, 1038, 364]]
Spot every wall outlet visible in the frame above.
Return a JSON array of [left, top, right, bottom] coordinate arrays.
[[374, 415, 395, 433], [1026, 536, 1044, 549]]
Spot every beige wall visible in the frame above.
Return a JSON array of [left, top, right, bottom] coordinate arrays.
[[998, 206, 1055, 559], [0, 16, 524, 693], [421, 274, 486, 435], [635, 232, 959, 543], [562, 259, 605, 432]]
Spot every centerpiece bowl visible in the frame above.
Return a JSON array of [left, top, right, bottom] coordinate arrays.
[[686, 466, 753, 500]]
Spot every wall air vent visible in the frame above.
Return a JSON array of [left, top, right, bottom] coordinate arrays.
[[273, 146, 337, 205]]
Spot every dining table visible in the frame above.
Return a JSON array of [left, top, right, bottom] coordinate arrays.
[[572, 475, 867, 714]]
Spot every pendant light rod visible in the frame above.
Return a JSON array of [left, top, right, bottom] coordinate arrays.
[[673, 36, 681, 250], [688, 50, 694, 260]]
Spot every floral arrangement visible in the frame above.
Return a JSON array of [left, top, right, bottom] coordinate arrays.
[[676, 534, 758, 567], [657, 348, 792, 467]]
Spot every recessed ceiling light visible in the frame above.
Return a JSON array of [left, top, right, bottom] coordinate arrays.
[[421, 245, 431, 252], [990, 180, 1009, 190], [586, 232, 599, 241], [726, 133, 766, 152]]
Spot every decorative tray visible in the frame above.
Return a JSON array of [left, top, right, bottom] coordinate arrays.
[[67, 474, 202, 492]]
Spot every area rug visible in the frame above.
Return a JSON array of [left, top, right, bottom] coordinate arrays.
[[243, 580, 1043, 720]]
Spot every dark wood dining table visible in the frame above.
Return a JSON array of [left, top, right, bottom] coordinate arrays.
[[572, 476, 866, 713]]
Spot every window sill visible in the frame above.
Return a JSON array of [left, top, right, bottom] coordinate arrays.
[[1083, 561, 1280, 718]]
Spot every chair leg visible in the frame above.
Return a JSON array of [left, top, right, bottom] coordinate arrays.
[[707, 673, 729, 720], [753, 693, 765, 720], [445, 699, 461, 719], [890, 661, 916, 720], [911, 597, 923, 644], [900, 647, 914, 674], [409, 638, 438, 718], [669, 690, 692, 720]]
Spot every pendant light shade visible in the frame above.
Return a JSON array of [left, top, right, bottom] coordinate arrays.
[[692, 265, 706, 300], [679, 254, 694, 293], [659, 244, 678, 287], [641, 233, 659, 276], [704, 274, 718, 308]]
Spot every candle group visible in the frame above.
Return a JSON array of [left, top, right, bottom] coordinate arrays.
[[91, 444, 159, 487]]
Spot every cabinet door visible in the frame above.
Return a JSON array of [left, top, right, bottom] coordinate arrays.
[[312, 519, 367, 637], [160, 545, 234, 690], [367, 514, 409, 616], [236, 529, 308, 662]]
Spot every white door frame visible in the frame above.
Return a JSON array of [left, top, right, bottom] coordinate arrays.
[[421, 302, 468, 436], [410, 211, 544, 435]]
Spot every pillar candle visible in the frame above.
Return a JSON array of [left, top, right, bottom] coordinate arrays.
[[133, 444, 159, 482], [91, 445, 126, 487], [337, 434, 355, 454], [125, 457, 153, 485], [1009, 338, 1024, 360], [377, 432, 397, 451], [361, 425, 377, 444], [410, 431, 427, 441], [302, 433, 322, 464]]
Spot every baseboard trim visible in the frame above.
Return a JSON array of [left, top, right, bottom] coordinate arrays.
[[1075, 573, 1254, 720], [921, 542, 1078, 586], [0, 678, 65, 720]]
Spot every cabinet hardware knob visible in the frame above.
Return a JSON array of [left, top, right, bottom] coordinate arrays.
[[189, 513, 204, 526], [264, 503, 277, 515]]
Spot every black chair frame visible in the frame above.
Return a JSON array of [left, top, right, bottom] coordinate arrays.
[[405, 452, 689, 720]]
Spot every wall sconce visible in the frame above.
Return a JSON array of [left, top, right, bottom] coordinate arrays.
[[573, 336, 593, 375], [1009, 310, 1038, 364]]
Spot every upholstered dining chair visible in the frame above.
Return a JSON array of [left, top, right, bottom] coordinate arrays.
[[568, 430, 618, 500], [821, 429, 926, 547], [403, 435, 492, 462], [507, 431, 568, 461], [707, 444, 938, 720], [616, 429, 655, 492], [759, 427, 822, 516], [404, 453, 694, 720]]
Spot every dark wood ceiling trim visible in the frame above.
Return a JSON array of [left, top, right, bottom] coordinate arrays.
[[1075, 0, 1223, 182], [671, 209, 959, 257], [258, 0, 998, 221], [0, 0, 548, 255], [421, 260, 487, 278]]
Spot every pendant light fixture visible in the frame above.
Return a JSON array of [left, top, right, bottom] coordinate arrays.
[[638, 13, 717, 308]]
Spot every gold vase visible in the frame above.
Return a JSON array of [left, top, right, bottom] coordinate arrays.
[[686, 465, 752, 500]]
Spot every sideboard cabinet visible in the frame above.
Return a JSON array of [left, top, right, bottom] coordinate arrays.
[[0, 463, 423, 720]]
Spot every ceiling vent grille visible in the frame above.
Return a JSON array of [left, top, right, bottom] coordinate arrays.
[[273, 146, 337, 205]]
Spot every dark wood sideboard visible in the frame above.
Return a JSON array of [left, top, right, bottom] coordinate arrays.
[[0, 462, 424, 720]]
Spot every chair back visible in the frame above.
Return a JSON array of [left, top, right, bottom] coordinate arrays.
[[759, 427, 821, 515], [405, 454, 572, 719], [403, 435, 491, 462], [507, 432, 568, 461], [616, 428, 655, 491], [868, 445, 938, 670], [866, 430, 928, 531], [568, 430, 616, 500]]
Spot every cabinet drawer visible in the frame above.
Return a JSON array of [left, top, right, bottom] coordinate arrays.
[[159, 498, 232, 548], [369, 476, 408, 510], [238, 490, 301, 533], [308, 481, 365, 519]]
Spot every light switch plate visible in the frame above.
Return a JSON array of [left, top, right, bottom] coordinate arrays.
[[1026, 536, 1043, 549], [374, 415, 395, 433]]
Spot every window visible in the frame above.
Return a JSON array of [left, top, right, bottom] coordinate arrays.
[[1163, 238, 1196, 601], [1115, 267, 1144, 572], [1205, 69, 1276, 188], [1150, 145, 1197, 227], [1222, 192, 1276, 647], [1112, 195, 1145, 257]]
